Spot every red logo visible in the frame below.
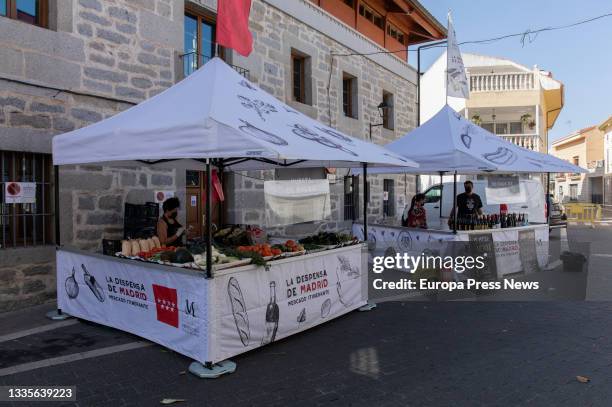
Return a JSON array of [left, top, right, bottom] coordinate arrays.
[[152, 284, 178, 328]]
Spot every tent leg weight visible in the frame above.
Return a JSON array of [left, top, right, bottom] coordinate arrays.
[[189, 360, 236, 379], [46, 309, 71, 321], [358, 302, 377, 312]]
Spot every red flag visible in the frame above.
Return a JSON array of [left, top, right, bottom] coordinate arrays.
[[216, 0, 253, 57]]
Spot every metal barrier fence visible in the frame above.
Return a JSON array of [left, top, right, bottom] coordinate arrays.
[[564, 203, 602, 222]]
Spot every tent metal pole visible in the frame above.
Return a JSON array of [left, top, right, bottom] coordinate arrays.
[[453, 171, 457, 234], [439, 171, 443, 219], [54, 165, 60, 246], [205, 159, 213, 279], [217, 159, 224, 227], [363, 163, 368, 241], [546, 172, 550, 226]]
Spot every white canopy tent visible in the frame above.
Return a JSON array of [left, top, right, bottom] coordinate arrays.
[[52, 57, 416, 276], [52, 57, 415, 170], [355, 105, 586, 175]]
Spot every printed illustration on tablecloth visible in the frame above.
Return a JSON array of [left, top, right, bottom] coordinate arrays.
[[261, 281, 280, 345], [81, 264, 105, 303], [518, 229, 540, 274], [65, 267, 79, 299], [227, 277, 251, 347]]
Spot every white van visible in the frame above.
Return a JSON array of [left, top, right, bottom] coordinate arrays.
[[421, 178, 547, 226]]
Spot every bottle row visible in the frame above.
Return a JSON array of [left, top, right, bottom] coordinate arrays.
[[455, 213, 529, 231]]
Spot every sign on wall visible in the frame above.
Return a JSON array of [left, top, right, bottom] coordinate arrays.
[[5, 182, 36, 204], [155, 190, 175, 204]]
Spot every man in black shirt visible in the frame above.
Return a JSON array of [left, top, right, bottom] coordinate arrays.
[[449, 180, 483, 227]]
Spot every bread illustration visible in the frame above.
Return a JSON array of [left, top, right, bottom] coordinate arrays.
[[227, 277, 250, 346]]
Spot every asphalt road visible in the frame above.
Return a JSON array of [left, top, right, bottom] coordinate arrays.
[[1, 224, 612, 407]]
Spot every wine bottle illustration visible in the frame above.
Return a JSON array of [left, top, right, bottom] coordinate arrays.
[[261, 281, 279, 345]]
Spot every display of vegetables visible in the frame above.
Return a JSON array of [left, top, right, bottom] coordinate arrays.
[[214, 226, 250, 247], [299, 232, 356, 246], [116, 226, 358, 272], [272, 240, 305, 253], [236, 244, 281, 258]]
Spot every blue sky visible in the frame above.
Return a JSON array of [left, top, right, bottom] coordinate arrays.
[[415, 0, 612, 143]]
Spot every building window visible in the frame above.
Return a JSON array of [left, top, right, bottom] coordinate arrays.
[[495, 123, 508, 135], [382, 91, 394, 130], [343, 0, 354, 7], [342, 73, 357, 119], [291, 50, 311, 105], [0, 151, 54, 248], [387, 23, 406, 45], [344, 175, 359, 221], [510, 122, 523, 134], [186, 170, 200, 187], [572, 156, 579, 166], [383, 179, 394, 217], [481, 122, 494, 133], [424, 184, 442, 203], [184, 11, 216, 76], [358, 3, 384, 29], [569, 184, 578, 201], [558, 185, 563, 198], [1, 0, 48, 27]]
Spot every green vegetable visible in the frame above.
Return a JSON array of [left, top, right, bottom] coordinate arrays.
[[299, 232, 354, 246], [221, 248, 267, 267], [174, 248, 194, 264]]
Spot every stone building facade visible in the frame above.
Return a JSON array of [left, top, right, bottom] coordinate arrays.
[[0, 0, 443, 311]]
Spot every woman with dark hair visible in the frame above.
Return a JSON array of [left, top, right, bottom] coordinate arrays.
[[402, 193, 428, 229], [157, 197, 185, 247]]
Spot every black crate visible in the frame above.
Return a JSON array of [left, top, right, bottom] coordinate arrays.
[[102, 239, 122, 256], [123, 202, 160, 239]]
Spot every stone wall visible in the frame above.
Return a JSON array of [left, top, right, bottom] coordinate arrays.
[[0, 0, 182, 104], [59, 164, 177, 251], [0, 0, 183, 312], [0, 247, 56, 312]]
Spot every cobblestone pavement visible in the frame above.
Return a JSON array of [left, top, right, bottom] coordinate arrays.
[[3, 301, 612, 407]]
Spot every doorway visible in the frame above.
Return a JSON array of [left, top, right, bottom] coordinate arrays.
[[185, 170, 225, 239]]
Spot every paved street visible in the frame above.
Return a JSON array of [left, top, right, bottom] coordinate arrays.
[[2, 225, 612, 407]]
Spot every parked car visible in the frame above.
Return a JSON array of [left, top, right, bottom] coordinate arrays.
[[547, 194, 567, 228]]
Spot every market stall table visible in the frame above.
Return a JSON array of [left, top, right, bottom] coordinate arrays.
[[51, 57, 417, 377], [348, 104, 586, 286], [58, 243, 367, 366], [352, 222, 549, 278]]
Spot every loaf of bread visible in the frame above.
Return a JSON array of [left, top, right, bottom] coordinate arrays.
[[152, 236, 161, 249], [227, 277, 250, 346], [131, 240, 140, 255], [121, 240, 132, 256]]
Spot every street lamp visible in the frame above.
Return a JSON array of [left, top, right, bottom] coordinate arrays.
[[363, 101, 390, 241], [369, 101, 389, 140]]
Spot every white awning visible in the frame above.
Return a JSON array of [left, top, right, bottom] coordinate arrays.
[[52, 58, 417, 170], [360, 105, 586, 175]]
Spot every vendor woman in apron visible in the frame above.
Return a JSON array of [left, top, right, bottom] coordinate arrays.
[[157, 197, 185, 247]]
